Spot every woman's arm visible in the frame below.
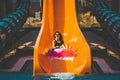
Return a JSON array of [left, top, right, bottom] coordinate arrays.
[[61, 44, 67, 49], [52, 40, 56, 48]]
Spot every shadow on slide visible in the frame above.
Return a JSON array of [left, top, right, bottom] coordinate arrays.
[[33, 0, 91, 76]]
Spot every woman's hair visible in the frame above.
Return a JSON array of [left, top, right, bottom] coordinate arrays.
[[53, 31, 63, 42]]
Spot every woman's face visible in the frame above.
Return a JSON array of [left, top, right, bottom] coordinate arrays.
[[55, 34, 60, 40]]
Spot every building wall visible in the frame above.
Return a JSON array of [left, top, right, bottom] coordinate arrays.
[[0, 0, 13, 17], [101, 0, 120, 14], [12, 0, 41, 17], [111, 0, 119, 13], [0, 1, 6, 17], [118, 0, 120, 14]]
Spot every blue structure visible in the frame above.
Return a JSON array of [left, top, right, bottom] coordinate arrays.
[[93, 0, 120, 48], [0, 0, 30, 50]]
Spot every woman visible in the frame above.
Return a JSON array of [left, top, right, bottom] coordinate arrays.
[[53, 31, 66, 48], [46, 31, 77, 57]]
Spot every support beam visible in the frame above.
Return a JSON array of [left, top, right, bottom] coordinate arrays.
[[40, 0, 43, 19]]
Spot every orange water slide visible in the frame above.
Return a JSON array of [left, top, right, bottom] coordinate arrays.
[[33, 0, 91, 76]]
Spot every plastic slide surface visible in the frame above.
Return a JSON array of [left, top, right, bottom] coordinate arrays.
[[33, 0, 91, 76]]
